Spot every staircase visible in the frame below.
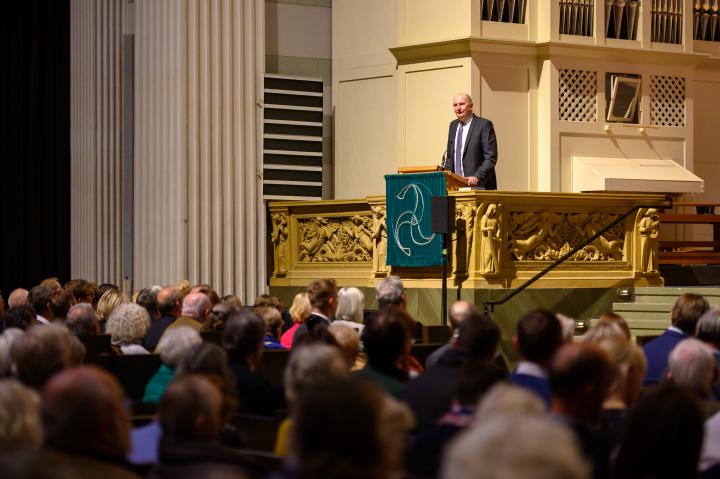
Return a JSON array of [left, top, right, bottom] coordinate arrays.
[[612, 287, 720, 337]]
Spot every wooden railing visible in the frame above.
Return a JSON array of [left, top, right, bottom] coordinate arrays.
[[659, 203, 720, 265]]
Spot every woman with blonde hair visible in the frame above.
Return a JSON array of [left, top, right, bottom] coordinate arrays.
[[96, 289, 129, 332], [280, 292, 311, 349]]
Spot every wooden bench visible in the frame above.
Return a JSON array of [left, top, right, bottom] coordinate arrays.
[[77, 334, 112, 364], [98, 354, 162, 403], [659, 203, 720, 265]]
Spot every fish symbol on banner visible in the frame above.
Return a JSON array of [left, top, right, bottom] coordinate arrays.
[[394, 183, 435, 257]]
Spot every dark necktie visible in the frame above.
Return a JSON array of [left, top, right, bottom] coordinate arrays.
[[454, 122, 464, 175]]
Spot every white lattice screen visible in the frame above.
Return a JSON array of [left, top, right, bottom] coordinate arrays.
[[650, 76, 685, 127], [559, 69, 597, 122]]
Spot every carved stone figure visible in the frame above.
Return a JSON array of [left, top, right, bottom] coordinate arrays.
[[271, 213, 289, 276], [298, 215, 373, 263], [371, 206, 388, 274], [479, 204, 501, 274], [638, 208, 660, 274], [453, 203, 478, 276], [347, 215, 373, 259]]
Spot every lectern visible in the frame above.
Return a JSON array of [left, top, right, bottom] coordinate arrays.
[[397, 165, 468, 191]]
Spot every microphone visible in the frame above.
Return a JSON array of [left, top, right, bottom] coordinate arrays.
[[440, 148, 448, 171]]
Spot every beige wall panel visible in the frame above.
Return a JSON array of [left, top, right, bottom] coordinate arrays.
[[480, 64, 531, 192], [70, 0, 124, 285], [398, 0, 471, 44], [402, 66, 467, 167], [559, 135, 687, 192], [266, 2, 330, 58], [335, 76, 396, 199], [332, 0, 396, 66]]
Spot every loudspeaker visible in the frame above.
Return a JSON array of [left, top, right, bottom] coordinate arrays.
[[431, 195, 455, 234]]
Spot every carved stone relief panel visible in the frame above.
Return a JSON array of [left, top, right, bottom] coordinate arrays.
[[271, 212, 289, 276], [297, 215, 374, 263], [509, 211, 625, 261]]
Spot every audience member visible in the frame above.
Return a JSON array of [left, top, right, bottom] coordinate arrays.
[[143, 327, 202, 404], [405, 310, 500, 431], [189, 284, 221, 306], [596, 312, 631, 339], [64, 279, 97, 304], [667, 338, 720, 419], [38, 366, 138, 478], [442, 414, 589, 479], [280, 292, 310, 349], [510, 309, 564, 407], [105, 303, 151, 355], [7, 288, 28, 309], [65, 303, 99, 336], [12, 324, 72, 390], [333, 287, 365, 334], [136, 287, 161, 321], [376, 275, 406, 309], [223, 309, 285, 415], [164, 292, 211, 333], [425, 300, 477, 369], [613, 384, 705, 479], [142, 286, 182, 351], [0, 378, 42, 451], [256, 305, 285, 349], [203, 302, 238, 332], [40, 278, 62, 295], [96, 289, 130, 328], [1, 305, 35, 331], [328, 323, 365, 370], [50, 289, 76, 322], [644, 292, 709, 386], [27, 285, 55, 325], [696, 307, 720, 402], [221, 294, 243, 309], [275, 343, 349, 456], [550, 342, 613, 479], [0, 328, 23, 376], [355, 306, 412, 399], [292, 279, 338, 348]]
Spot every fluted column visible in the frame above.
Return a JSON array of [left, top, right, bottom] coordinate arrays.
[[70, 0, 124, 285]]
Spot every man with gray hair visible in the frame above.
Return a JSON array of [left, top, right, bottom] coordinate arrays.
[[425, 300, 477, 368], [375, 275, 406, 310], [164, 292, 210, 334], [667, 338, 719, 418], [66, 303, 100, 336], [8, 288, 28, 308]]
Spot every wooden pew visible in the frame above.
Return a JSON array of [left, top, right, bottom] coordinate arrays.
[[77, 334, 112, 364], [98, 354, 162, 403]]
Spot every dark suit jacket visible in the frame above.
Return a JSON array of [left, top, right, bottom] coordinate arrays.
[[444, 114, 498, 190], [643, 328, 686, 386]]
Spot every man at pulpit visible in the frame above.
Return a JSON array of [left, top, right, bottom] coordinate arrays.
[[444, 93, 498, 190]]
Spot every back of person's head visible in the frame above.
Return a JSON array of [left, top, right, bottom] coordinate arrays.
[[223, 309, 265, 360], [597, 312, 631, 339], [442, 414, 589, 479], [696, 307, 720, 345], [456, 312, 500, 361], [105, 302, 150, 344], [64, 279, 96, 304], [159, 374, 224, 442], [328, 323, 360, 368], [7, 289, 29, 309], [515, 309, 563, 365], [284, 343, 349, 405], [375, 276, 404, 309], [289, 292, 311, 323], [42, 366, 131, 458], [362, 307, 412, 374], [449, 300, 477, 333], [255, 305, 283, 340], [253, 293, 283, 311], [205, 302, 238, 332], [181, 292, 212, 321], [136, 287, 159, 317], [475, 382, 546, 420], [12, 324, 72, 389], [157, 286, 182, 317], [189, 284, 221, 305], [40, 278, 62, 295], [0, 328, 23, 376], [156, 326, 202, 367], [671, 293, 710, 335], [613, 384, 704, 479], [96, 289, 129, 322], [550, 342, 612, 422], [65, 303, 99, 336], [222, 294, 243, 309], [50, 289, 76, 320], [176, 342, 237, 420], [307, 279, 338, 312], [27, 286, 53, 317], [583, 320, 627, 344], [588, 332, 645, 405], [1, 305, 35, 331], [667, 338, 716, 396], [0, 379, 42, 451], [294, 378, 385, 479], [336, 287, 365, 324], [94, 283, 119, 308]]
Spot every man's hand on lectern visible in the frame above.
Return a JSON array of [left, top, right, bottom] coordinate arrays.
[[466, 176, 478, 186]]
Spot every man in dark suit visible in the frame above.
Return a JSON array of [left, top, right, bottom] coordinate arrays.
[[444, 93, 498, 190], [291, 278, 338, 348]]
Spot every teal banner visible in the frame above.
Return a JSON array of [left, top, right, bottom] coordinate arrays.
[[385, 172, 447, 267]]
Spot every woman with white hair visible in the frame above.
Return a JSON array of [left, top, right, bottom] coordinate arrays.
[[142, 326, 203, 404], [105, 303, 151, 355], [333, 287, 365, 334]]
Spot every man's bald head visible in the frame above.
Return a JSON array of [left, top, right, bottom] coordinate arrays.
[[8, 289, 28, 308], [157, 286, 182, 317], [42, 366, 130, 458], [452, 93, 474, 123], [182, 292, 212, 322], [449, 300, 477, 331]]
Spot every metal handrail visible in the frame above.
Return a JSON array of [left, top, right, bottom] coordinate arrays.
[[482, 197, 672, 313]]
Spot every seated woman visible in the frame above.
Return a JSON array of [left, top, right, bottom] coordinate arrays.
[[280, 292, 311, 349], [333, 287, 365, 335], [105, 303, 151, 355], [142, 327, 202, 404]]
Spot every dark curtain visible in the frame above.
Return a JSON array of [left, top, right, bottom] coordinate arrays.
[[0, 0, 70, 298]]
